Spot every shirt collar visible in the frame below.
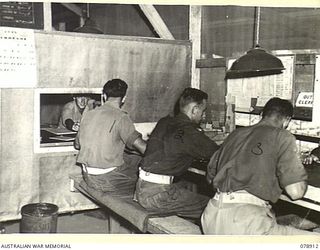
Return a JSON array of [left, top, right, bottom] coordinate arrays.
[[176, 113, 191, 121], [175, 113, 199, 128], [101, 101, 121, 111]]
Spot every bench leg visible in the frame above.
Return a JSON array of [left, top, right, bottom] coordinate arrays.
[[108, 214, 134, 234]]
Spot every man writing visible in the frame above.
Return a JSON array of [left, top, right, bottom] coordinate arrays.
[[202, 97, 316, 234], [74, 79, 146, 198], [134, 87, 219, 219]]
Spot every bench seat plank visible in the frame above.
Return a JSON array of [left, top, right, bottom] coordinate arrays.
[[148, 216, 201, 234], [70, 174, 201, 234]]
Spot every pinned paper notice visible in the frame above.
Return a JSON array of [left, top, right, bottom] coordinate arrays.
[[0, 27, 37, 87], [235, 96, 252, 112], [256, 96, 272, 107], [295, 92, 313, 108]]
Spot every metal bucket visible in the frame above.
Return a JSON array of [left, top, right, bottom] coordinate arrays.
[[20, 203, 58, 233]]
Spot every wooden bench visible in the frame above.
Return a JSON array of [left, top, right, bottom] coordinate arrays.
[[69, 175, 201, 234]]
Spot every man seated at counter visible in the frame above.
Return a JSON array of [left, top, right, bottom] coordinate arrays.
[[202, 97, 317, 235], [74, 79, 146, 198], [58, 94, 95, 132], [134, 87, 219, 220]]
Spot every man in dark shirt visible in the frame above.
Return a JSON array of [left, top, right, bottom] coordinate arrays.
[[202, 97, 316, 235], [134, 88, 219, 218]]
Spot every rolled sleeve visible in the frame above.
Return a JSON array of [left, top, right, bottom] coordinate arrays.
[[277, 131, 308, 188], [61, 104, 73, 126], [126, 130, 142, 149], [118, 115, 142, 149]]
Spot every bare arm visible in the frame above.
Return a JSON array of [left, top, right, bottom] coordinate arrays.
[[132, 137, 147, 155], [74, 134, 80, 150], [284, 181, 307, 200]]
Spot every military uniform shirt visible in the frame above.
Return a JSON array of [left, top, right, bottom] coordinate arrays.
[[207, 120, 308, 203], [76, 102, 141, 169], [141, 113, 219, 176]]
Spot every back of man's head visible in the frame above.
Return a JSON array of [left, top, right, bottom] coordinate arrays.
[[179, 88, 208, 112], [103, 79, 128, 98], [262, 97, 293, 119]]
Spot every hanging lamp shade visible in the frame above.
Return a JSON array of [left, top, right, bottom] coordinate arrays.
[[73, 18, 103, 34], [225, 45, 285, 79]]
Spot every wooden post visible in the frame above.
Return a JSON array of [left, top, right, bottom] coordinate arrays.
[[189, 6, 202, 89], [43, 2, 52, 32], [313, 55, 320, 124]]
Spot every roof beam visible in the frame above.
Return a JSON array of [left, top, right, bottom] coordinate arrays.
[[61, 3, 85, 27], [61, 3, 83, 17], [139, 5, 174, 40]]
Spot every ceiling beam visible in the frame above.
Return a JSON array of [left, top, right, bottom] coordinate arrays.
[[61, 3, 85, 27], [61, 3, 83, 17], [139, 5, 174, 40]]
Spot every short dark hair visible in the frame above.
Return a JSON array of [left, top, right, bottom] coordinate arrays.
[[179, 87, 208, 110], [262, 97, 293, 118], [103, 79, 128, 98]]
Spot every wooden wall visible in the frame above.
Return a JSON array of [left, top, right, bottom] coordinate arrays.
[[0, 31, 191, 221], [90, 4, 189, 40]]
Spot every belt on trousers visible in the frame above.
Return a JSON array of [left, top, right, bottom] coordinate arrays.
[[138, 168, 174, 185], [82, 164, 116, 175], [213, 190, 269, 207]]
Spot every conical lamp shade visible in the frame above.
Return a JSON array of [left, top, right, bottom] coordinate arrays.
[[73, 18, 103, 34], [226, 45, 285, 79]]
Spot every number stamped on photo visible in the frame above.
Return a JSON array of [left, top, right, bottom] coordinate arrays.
[[300, 244, 319, 249]]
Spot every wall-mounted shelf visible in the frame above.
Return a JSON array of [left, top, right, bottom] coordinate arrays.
[[294, 134, 320, 144]]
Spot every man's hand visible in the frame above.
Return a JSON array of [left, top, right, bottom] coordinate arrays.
[[72, 122, 80, 131], [302, 154, 320, 165]]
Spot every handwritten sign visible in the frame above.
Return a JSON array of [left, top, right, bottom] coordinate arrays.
[[295, 92, 313, 107]]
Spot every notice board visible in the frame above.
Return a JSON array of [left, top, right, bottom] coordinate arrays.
[[0, 2, 43, 29]]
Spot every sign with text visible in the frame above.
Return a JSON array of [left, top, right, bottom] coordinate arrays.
[[295, 92, 313, 107], [0, 27, 37, 87]]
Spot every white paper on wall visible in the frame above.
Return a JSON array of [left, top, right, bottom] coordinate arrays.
[[0, 27, 37, 88], [295, 92, 313, 108]]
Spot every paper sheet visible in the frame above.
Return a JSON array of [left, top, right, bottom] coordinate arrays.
[[235, 96, 252, 112], [0, 27, 37, 87], [41, 127, 77, 135], [295, 92, 313, 107], [49, 136, 75, 141], [274, 55, 294, 99], [256, 96, 272, 107]]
